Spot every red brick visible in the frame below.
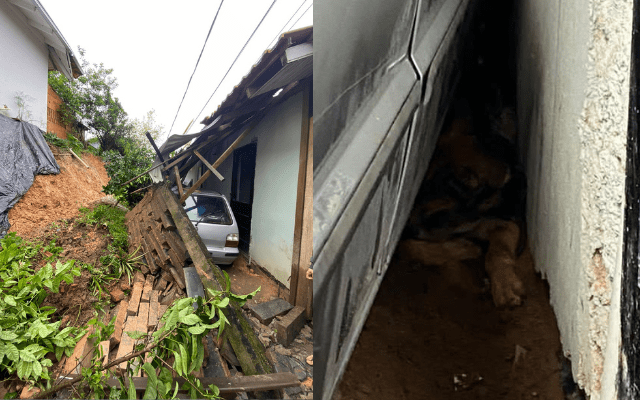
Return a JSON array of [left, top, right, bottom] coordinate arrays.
[[157, 305, 169, 330], [133, 270, 145, 284], [138, 302, 150, 331], [116, 317, 137, 373], [154, 277, 168, 292], [141, 281, 153, 303], [98, 340, 110, 367], [20, 385, 40, 399], [111, 300, 129, 346], [109, 288, 125, 303], [127, 281, 144, 316], [63, 326, 95, 374], [148, 291, 160, 331]]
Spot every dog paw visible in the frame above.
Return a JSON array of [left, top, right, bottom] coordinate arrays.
[[490, 267, 525, 307]]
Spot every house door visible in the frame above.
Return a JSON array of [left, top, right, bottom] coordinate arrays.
[[231, 143, 257, 252]]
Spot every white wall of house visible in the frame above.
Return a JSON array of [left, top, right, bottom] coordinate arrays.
[[0, 2, 49, 130], [517, 1, 633, 398], [202, 92, 303, 286]]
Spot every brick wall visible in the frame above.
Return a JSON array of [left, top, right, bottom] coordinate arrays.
[[47, 85, 69, 139]]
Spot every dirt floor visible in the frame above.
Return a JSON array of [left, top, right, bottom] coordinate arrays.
[[225, 256, 290, 306], [7, 145, 109, 238], [335, 244, 569, 400]]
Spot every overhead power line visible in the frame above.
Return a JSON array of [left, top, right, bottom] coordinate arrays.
[[265, 0, 309, 50], [289, 2, 312, 31], [192, 0, 279, 127], [168, 0, 225, 136]]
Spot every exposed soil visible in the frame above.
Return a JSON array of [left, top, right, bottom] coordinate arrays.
[[7, 145, 109, 238], [335, 243, 568, 400], [225, 256, 289, 306]]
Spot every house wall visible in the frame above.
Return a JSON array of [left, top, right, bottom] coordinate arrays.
[[47, 85, 68, 139], [517, 1, 633, 398], [203, 92, 303, 286], [0, 2, 49, 130]]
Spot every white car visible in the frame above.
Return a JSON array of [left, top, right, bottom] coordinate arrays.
[[181, 190, 239, 265]]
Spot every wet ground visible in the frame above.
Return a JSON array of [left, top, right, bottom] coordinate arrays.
[[336, 244, 569, 400]]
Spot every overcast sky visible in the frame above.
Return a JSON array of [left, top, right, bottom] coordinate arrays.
[[39, 0, 313, 145]]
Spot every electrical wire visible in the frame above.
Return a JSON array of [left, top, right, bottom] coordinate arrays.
[[288, 2, 312, 32], [168, 0, 225, 136], [265, 0, 309, 50], [192, 0, 279, 127]]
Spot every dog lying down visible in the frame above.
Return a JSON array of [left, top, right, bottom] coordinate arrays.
[[400, 110, 527, 307]]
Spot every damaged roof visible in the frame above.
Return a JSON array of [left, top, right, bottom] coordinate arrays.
[[149, 26, 312, 183], [6, 0, 83, 79], [200, 25, 313, 131]]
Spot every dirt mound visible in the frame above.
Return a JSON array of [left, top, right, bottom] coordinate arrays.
[[7, 146, 109, 237]]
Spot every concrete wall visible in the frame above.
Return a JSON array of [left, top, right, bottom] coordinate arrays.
[[0, 2, 49, 130], [517, 0, 633, 398], [202, 92, 303, 286]]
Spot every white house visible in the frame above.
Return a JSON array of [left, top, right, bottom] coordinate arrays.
[[0, 0, 82, 130], [151, 27, 313, 317]]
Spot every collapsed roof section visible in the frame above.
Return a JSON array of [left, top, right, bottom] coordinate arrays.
[[147, 26, 313, 186], [6, 0, 83, 80]]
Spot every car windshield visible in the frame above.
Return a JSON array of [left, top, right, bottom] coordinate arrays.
[[184, 194, 232, 225]]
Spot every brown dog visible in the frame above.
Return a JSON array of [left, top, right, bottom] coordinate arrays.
[[401, 113, 526, 307]]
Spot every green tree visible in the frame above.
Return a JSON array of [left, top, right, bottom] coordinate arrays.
[[130, 109, 165, 151], [49, 48, 130, 154], [102, 136, 155, 206]]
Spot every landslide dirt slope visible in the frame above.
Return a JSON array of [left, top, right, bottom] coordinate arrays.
[[8, 145, 110, 237]]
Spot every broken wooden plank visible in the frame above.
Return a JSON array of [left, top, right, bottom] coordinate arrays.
[[174, 165, 184, 198], [69, 148, 89, 168], [194, 150, 225, 181], [62, 372, 300, 395], [180, 121, 257, 203], [170, 267, 186, 290]]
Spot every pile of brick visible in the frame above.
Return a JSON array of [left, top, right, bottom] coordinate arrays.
[[125, 186, 188, 291], [61, 270, 180, 377]]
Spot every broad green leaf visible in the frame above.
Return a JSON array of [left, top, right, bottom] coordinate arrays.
[[173, 350, 182, 376], [187, 325, 206, 335], [142, 363, 158, 400], [179, 344, 188, 376], [217, 297, 229, 308], [190, 341, 204, 373], [4, 295, 16, 306], [5, 343, 19, 361], [208, 384, 220, 397], [179, 314, 201, 326], [16, 361, 25, 379], [172, 382, 179, 399], [55, 346, 64, 361], [32, 360, 42, 377], [19, 350, 36, 363], [0, 330, 17, 341], [125, 330, 146, 340], [127, 376, 136, 400]]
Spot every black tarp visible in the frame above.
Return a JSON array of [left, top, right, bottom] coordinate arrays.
[[0, 114, 59, 238]]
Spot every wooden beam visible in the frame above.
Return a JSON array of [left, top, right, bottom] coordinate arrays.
[[158, 184, 274, 378], [174, 166, 184, 198], [289, 81, 312, 318], [146, 132, 165, 164], [119, 134, 219, 188], [180, 121, 257, 203], [194, 150, 225, 181], [69, 148, 89, 168], [61, 372, 299, 395]]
